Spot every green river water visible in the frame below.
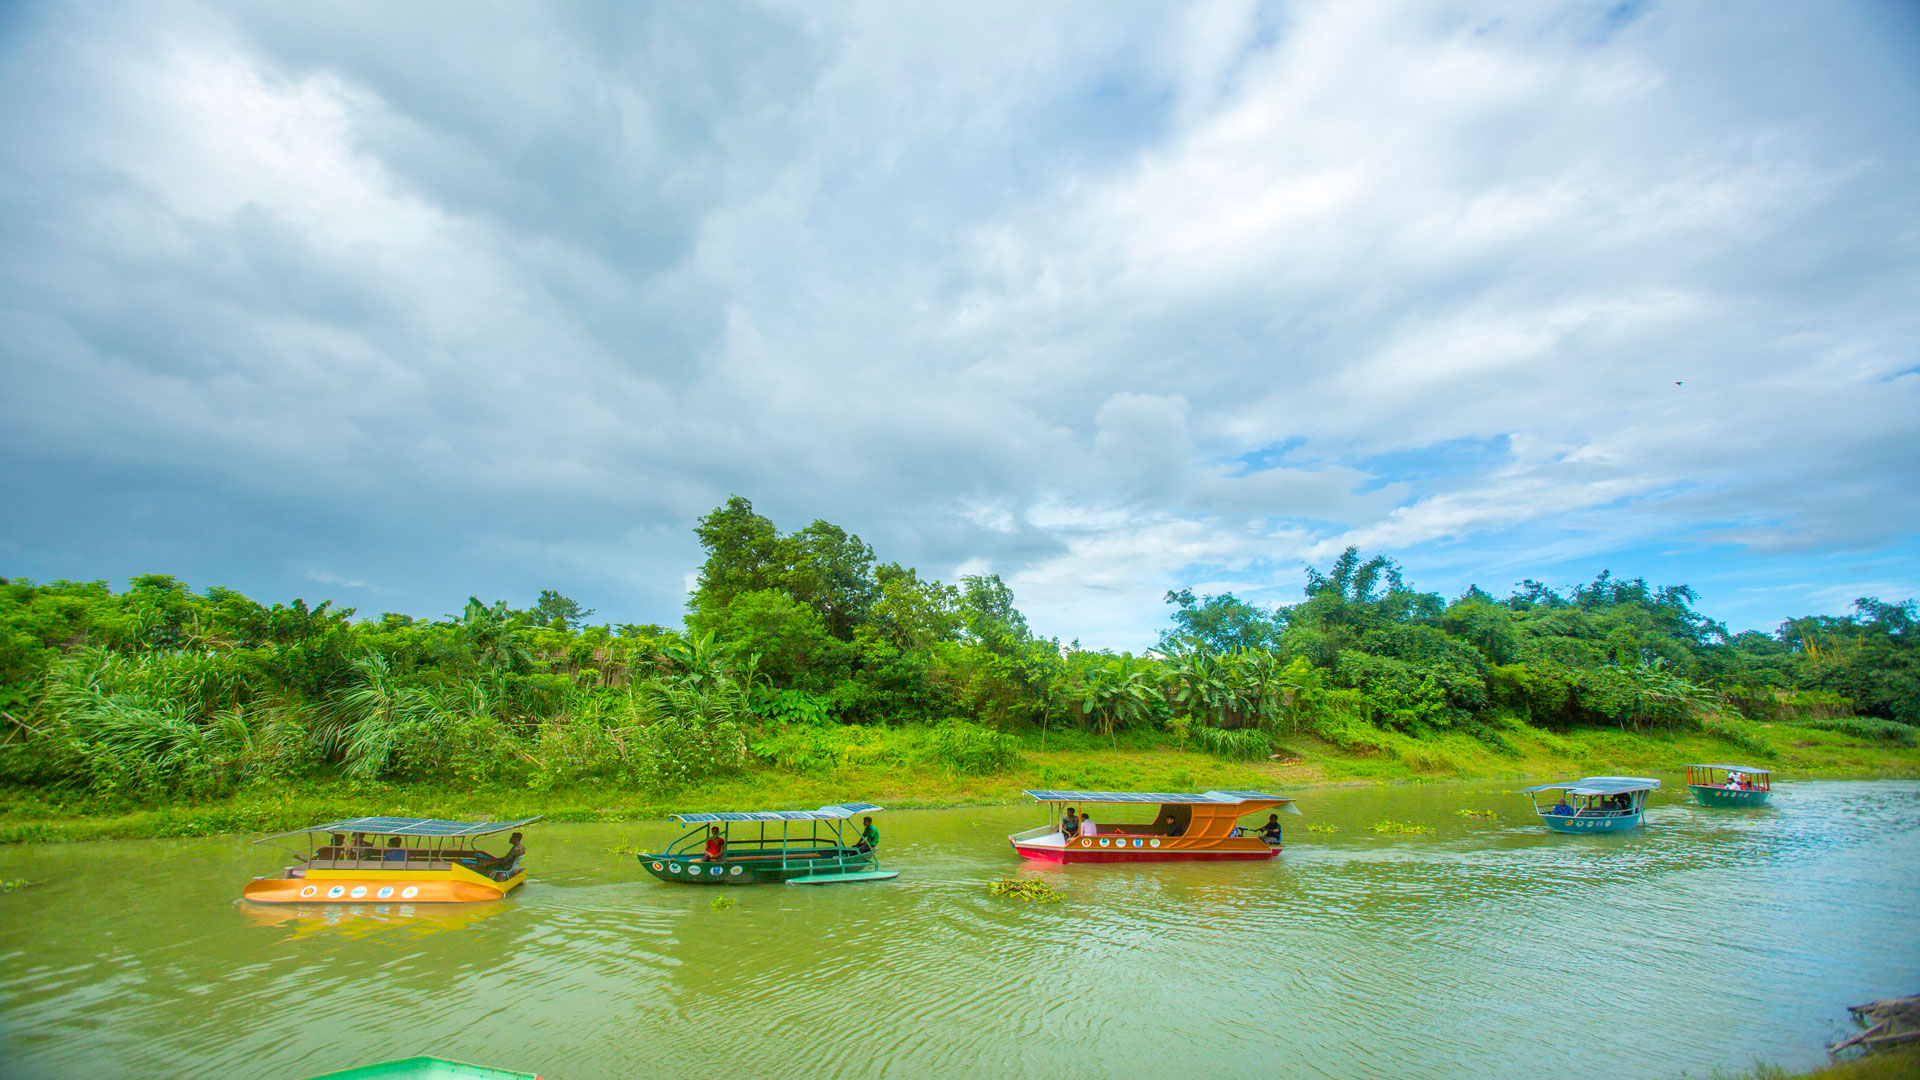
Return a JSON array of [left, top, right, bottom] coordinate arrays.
[[2, 779, 1916, 1080]]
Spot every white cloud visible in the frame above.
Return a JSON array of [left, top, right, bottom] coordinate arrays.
[[1, 0, 1914, 646]]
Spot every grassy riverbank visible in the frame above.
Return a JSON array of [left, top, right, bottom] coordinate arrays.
[[3, 721, 1914, 844], [1691, 1045, 1920, 1080]]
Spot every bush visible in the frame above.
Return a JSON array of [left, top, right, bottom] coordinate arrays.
[[1704, 719, 1774, 758], [1781, 716, 1918, 745], [634, 711, 747, 789], [750, 726, 851, 773], [921, 719, 1021, 775], [1189, 724, 1272, 762], [754, 687, 836, 726], [29, 647, 294, 797]]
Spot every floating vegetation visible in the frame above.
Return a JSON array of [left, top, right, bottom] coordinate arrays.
[[1456, 809, 1497, 819], [1306, 824, 1341, 834], [710, 895, 736, 911], [605, 842, 643, 855], [1370, 821, 1432, 835], [989, 879, 1064, 904], [0, 879, 36, 892]]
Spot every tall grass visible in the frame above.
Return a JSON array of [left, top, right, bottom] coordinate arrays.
[[33, 647, 310, 795]]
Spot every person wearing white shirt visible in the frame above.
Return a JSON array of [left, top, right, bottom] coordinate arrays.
[[1078, 814, 1098, 837]]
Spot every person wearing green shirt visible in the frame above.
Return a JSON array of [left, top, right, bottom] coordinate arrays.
[[856, 816, 879, 853]]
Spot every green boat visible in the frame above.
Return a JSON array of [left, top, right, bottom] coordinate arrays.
[[303, 1056, 540, 1079], [1686, 764, 1773, 807], [1517, 776, 1660, 833], [638, 802, 899, 886]]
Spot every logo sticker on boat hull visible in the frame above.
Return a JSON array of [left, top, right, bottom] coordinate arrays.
[[299, 885, 317, 898], [401, 886, 419, 899], [1149, 839, 1161, 849], [327, 886, 346, 898], [349, 886, 368, 899], [377, 886, 394, 899]]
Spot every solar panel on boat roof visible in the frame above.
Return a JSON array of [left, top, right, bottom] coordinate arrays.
[[670, 804, 885, 824], [1021, 790, 1284, 803], [307, 816, 541, 837]]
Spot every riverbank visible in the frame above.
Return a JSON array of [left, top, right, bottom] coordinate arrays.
[[2, 720, 1915, 843], [1699, 1044, 1919, 1080]]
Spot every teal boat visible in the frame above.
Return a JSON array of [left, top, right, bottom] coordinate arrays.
[[1517, 776, 1660, 833], [638, 802, 899, 886], [1686, 764, 1773, 807], [303, 1056, 539, 1079]]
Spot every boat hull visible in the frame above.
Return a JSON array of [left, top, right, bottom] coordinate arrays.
[[640, 848, 877, 885], [1538, 811, 1644, 834], [1011, 837, 1279, 864], [244, 865, 525, 904], [1688, 784, 1770, 807]]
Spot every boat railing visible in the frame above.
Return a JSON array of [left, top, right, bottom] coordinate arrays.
[[1010, 823, 1061, 843], [305, 854, 471, 871]]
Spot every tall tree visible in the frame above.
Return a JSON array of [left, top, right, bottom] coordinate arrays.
[[1161, 589, 1281, 652], [690, 496, 782, 616], [530, 590, 594, 631], [781, 520, 878, 640]]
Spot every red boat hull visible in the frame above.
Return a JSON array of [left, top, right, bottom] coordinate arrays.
[[1011, 841, 1279, 864]]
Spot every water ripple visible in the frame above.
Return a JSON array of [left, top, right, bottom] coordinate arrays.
[[0, 782, 1916, 1079]]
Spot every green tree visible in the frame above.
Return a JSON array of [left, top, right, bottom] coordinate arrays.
[[530, 590, 594, 631], [1160, 589, 1281, 651], [690, 496, 783, 614]]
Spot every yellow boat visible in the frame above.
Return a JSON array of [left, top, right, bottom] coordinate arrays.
[[243, 816, 540, 904]]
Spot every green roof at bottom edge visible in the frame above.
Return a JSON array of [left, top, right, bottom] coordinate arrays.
[[302, 1055, 539, 1080]]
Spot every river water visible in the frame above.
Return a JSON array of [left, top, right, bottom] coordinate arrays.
[[1, 779, 1916, 1080]]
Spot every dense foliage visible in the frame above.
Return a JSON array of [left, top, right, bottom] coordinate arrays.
[[2, 498, 1913, 798]]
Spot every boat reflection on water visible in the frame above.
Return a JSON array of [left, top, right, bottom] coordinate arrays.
[[238, 898, 508, 940]]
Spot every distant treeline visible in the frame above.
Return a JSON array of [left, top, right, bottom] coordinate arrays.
[[2, 496, 1914, 799]]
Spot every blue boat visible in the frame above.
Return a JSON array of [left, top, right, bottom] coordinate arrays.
[[1516, 776, 1660, 833]]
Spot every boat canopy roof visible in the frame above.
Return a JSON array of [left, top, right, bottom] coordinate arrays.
[[1516, 776, 1661, 796], [259, 816, 542, 842], [1023, 789, 1294, 807], [1687, 763, 1771, 774], [669, 802, 882, 824]]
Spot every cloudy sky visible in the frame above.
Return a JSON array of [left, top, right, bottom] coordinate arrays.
[[1, 1, 1915, 649]]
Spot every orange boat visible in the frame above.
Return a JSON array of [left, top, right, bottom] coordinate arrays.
[[1008, 789, 1301, 864], [243, 816, 540, 904]]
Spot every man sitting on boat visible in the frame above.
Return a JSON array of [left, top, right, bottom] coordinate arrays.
[[464, 832, 527, 880], [1163, 815, 1185, 838], [382, 837, 408, 863], [1255, 814, 1283, 844], [1078, 814, 1099, 838], [857, 816, 879, 852], [1060, 808, 1079, 839], [702, 827, 727, 861]]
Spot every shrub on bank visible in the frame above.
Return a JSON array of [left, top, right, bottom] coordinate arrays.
[[1780, 716, 1918, 746]]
